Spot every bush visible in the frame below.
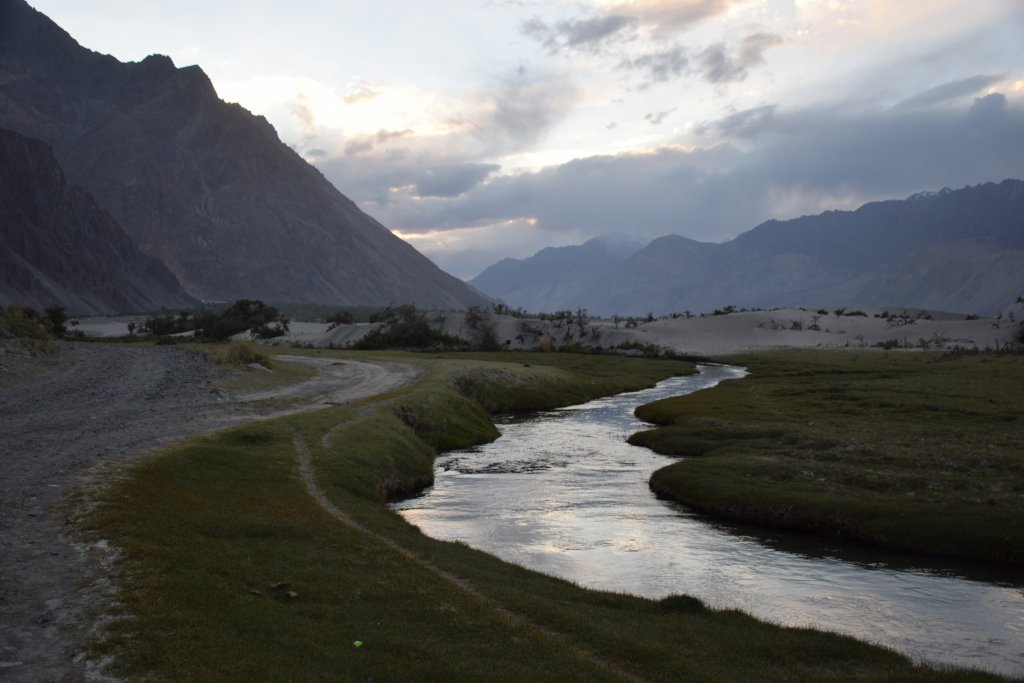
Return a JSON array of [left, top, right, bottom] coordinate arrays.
[[215, 341, 273, 367], [195, 300, 289, 341], [354, 304, 467, 351], [143, 311, 196, 336], [326, 310, 354, 329]]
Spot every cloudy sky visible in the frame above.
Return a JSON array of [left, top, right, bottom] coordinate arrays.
[[32, 0, 1024, 279]]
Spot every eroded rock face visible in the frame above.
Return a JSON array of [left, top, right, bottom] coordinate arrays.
[[0, 0, 487, 308], [0, 127, 196, 314]]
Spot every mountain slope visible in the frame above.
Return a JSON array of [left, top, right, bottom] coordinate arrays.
[[469, 235, 643, 312], [470, 181, 1024, 316], [0, 128, 196, 314], [0, 0, 486, 308]]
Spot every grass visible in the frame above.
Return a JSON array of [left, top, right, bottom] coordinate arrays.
[[81, 350, 1005, 681], [213, 340, 274, 367], [215, 355, 317, 394], [633, 350, 1024, 566]]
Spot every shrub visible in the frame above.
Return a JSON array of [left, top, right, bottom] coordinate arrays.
[[195, 300, 289, 341], [144, 311, 195, 336], [326, 310, 354, 329], [355, 304, 468, 351], [215, 341, 273, 367]]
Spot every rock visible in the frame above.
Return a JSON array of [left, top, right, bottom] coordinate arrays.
[[0, 0, 489, 309], [0, 128, 196, 314]]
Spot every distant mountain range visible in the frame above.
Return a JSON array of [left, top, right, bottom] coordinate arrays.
[[0, 0, 486, 312], [470, 180, 1024, 316]]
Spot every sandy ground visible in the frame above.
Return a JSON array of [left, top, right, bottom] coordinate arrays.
[[0, 344, 420, 682], [270, 306, 1023, 356]]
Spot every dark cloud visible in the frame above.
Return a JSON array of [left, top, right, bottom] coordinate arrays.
[[362, 95, 1024, 274], [695, 105, 776, 139], [619, 45, 688, 86], [898, 74, 1005, 109], [644, 108, 676, 125], [521, 14, 634, 53], [305, 147, 327, 158], [465, 75, 580, 154], [414, 163, 500, 198], [343, 129, 414, 156], [698, 33, 782, 83]]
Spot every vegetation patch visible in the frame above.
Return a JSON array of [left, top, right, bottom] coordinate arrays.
[[214, 340, 274, 368], [634, 350, 1024, 566], [82, 350, 997, 682]]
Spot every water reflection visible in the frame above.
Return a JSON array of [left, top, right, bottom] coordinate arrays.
[[392, 365, 1024, 677]]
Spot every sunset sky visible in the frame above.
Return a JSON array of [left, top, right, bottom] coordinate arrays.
[[31, 0, 1024, 278]]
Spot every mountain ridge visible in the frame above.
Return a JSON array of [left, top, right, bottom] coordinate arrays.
[[470, 180, 1024, 316], [0, 0, 487, 309]]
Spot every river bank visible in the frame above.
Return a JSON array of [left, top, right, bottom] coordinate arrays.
[[79, 349, 1005, 681], [638, 350, 1024, 567]]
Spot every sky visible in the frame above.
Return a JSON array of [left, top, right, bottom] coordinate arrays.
[[30, 0, 1024, 279]]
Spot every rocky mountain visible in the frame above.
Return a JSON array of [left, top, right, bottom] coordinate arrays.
[[0, 0, 486, 308], [470, 235, 643, 313], [0, 128, 196, 314], [471, 180, 1024, 316]]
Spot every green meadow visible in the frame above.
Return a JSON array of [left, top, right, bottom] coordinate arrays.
[[81, 349, 1008, 681], [636, 350, 1024, 566]]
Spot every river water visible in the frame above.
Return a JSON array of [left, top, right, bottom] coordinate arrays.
[[392, 364, 1024, 677]]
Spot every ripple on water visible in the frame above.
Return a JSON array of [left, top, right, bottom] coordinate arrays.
[[394, 365, 1024, 678]]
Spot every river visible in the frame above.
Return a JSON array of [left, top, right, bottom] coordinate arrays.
[[392, 364, 1024, 677]]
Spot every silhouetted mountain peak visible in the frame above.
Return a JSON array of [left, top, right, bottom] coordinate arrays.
[[0, 0, 487, 308]]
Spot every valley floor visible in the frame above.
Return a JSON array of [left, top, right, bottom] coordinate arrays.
[[0, 343, 419, 682]]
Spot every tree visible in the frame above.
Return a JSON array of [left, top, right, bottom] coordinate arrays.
[[43, 306, 68, 337]]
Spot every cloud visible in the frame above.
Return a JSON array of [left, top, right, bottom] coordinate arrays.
[[357, 93, 1024, 276], [460, 74, 581, 154], [619, 45, 689, 86], [897, 74, 1005, 109], [521, 14, 634, 53], [344, 128, 414, 156], [342, 82, 381, 105], [414, 163, 501, 198], [695, 105, 776, 139], [644, 108, 676, 124], [697, 33, 782, 83], [610, 0, 740, 33]]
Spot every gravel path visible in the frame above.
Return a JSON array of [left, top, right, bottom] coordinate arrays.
[[0, 343, 420, 682]]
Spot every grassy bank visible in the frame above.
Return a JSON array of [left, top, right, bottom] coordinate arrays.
[[634, 350, 1024, 566], [83, 350, 1002, 681]]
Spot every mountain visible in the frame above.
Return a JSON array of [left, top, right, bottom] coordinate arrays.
[[469, 235, 644, 312], [0, 0, 486, 308], [0, 128, 196, 314], [470, 181, 1024, 316]]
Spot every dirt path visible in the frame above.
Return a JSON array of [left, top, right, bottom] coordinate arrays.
[[0, 344, 420, 682], [293, 427, 647, 682]]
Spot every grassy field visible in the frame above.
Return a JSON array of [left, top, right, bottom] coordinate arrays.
[[634, 350, 1024, 566], [81, 349, 1006, 681]]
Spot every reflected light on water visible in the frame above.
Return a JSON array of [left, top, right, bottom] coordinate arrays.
[[393, 365, 1024, 677]]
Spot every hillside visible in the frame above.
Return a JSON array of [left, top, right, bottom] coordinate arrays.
[[0, 128, 195, 314], [470, 181, 1024, 316], [0, 0, 487, 308]]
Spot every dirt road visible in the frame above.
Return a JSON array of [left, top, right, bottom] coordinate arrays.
[[0, 344, 420, 682]]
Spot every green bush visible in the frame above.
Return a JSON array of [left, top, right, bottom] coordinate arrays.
[[215, 341, 273, 367], [355, 304, 468, 351], [195, 300, 289, 341]]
